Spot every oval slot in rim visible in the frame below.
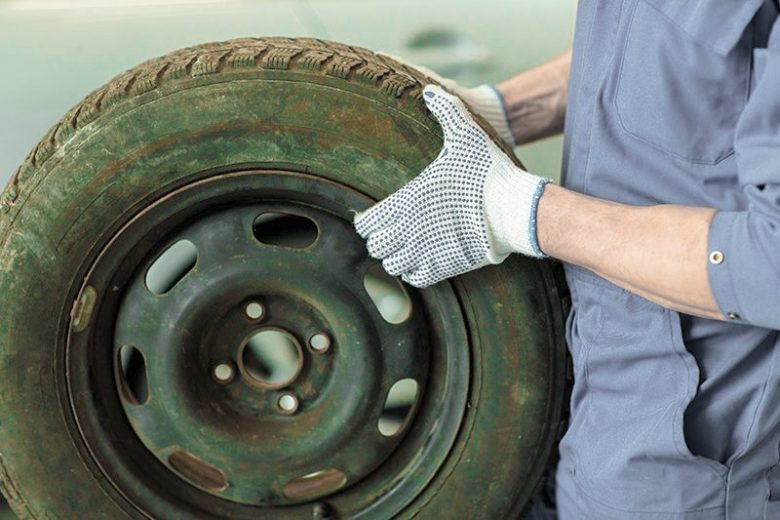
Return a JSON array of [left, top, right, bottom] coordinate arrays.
[[145, 239, 198, 295], [168, 450, 229, 492], [283, 468, 348, 501], [363, 263, 413, 324], [118, 345, 149, 405], [378, 378, 419, 437], [253, 212, 318, 249]]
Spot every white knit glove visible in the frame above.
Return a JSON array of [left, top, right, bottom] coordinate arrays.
[[353, 85, 551, 288], [379, 53, 516, 147]]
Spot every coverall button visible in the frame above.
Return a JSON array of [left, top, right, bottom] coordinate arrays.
[[727, 312, 741, 321], [709, 251, 724, 265]]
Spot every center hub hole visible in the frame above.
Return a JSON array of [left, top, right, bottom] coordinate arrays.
[[240, 329, 303, 389]]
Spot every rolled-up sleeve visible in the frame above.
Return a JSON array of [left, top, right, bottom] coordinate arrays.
[[707, 17, 780, 329]]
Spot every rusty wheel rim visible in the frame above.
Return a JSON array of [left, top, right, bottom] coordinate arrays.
[[65, 170, 471, 518]]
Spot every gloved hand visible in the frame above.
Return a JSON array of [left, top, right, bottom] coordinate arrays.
[[353, 85, 551, 288], [379, 53, 516, 147]]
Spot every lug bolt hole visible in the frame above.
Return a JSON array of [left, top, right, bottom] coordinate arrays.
[[278, 393, 299, 415], [213, 362, 236, 384], [245, 301, 265, 321], [309, 332, 331, 353]]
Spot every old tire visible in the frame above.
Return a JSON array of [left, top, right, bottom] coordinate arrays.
[[0, 38, 568, 519]]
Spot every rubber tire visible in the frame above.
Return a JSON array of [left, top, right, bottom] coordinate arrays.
[[0, 37, 568, 519]]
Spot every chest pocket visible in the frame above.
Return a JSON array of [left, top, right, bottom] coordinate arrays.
[[615, 0, 759, 164]]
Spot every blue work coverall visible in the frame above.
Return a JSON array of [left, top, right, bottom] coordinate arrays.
[[552, 0, 780, 518]]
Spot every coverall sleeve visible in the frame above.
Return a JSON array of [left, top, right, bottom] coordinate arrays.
[[707, 16, 780, 330]]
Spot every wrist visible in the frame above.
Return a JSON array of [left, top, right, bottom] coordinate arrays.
[[495, 51, 571, 145]]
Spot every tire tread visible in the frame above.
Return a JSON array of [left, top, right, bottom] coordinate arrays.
[[0, 37, 433, 222]]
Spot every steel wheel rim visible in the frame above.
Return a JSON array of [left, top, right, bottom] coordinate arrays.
[[64, 169, 472, 518]]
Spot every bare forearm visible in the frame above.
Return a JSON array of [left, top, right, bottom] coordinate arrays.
[[537, 184, 723, 319], [496, 51, 571, 145]]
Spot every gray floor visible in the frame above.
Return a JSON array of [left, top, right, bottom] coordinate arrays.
[[0, 1, 576, 516]]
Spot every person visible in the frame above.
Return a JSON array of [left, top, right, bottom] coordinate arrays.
[[353, 1, 780, 518]]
